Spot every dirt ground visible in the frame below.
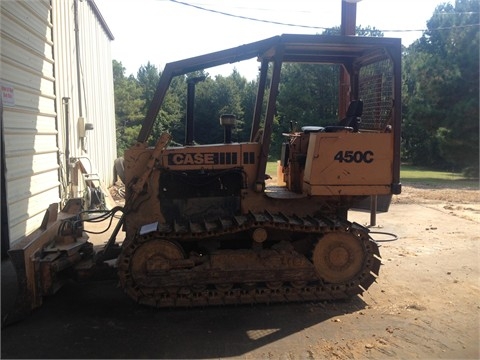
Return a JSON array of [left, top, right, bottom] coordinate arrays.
[[313, 184, 480, 360], [1, 184, 479, 359]]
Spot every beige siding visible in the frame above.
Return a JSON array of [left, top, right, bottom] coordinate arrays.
[[1, 0, 116, 246], [1, 0, 59, 244]]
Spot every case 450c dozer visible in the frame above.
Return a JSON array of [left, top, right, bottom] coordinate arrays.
[[6, 34, 402, 322]]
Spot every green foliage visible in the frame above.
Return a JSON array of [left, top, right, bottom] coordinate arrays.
[[322, 25, 384, 37], [112, 60, 145, 156], [402, 0, 479, 176], [270, 63, 340, 158], [278, 64, 339, 128], [238, 79, 258, 141], [194, 74, 244, 144], [136, 62, 160, 113]]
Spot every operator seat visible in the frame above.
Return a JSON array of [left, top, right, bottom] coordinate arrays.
[[338, 100, 363, 132], [301, 100, 363, 134]]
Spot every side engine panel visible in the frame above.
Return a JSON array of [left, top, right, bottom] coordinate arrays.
[[304, 132, 394, 195], [123, 142, 262, 233]]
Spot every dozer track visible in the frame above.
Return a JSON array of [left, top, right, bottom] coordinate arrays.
[[117, 212, 381, 307]]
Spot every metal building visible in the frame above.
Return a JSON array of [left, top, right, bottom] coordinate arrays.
[[1, 0, 117, 251]]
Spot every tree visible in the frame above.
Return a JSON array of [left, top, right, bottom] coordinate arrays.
[[187, 70, 249, 145], [402, 0, 479, 176], [154, 75, 187, 146], [112, 60, 144, 156], [137, 62, 160, 112]]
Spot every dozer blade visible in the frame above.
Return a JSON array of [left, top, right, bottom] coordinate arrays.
[[3, 199, 88, 326]]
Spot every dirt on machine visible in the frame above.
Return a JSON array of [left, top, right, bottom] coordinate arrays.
[[5, 34, 402, 322]]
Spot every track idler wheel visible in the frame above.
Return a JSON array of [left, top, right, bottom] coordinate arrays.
[[313, 231, 366, 284], [130, 239, 185, 282], [118, 238, 185, 305]]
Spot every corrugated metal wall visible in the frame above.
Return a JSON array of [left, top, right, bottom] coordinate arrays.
[[52, 0, 116, 202], [0, 0, 60, 244], [78, 1, 116, 188], [1, 0, 116, 246]]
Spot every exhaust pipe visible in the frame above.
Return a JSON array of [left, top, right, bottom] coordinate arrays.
[[220, 114, 236, 144], [185, 76, 206, 145]]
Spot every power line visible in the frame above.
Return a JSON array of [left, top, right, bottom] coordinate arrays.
[[383, 23, 480, 33], [168, 0, 480, 34], [168, 0, 331, 31]]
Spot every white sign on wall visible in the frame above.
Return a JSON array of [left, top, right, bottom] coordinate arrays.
[[1, 83, 15, 107]]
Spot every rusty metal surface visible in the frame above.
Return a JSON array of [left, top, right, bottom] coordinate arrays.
[[4, 199, 89, 325]]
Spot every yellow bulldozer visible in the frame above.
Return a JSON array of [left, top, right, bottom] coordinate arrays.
[[6, 34, 401, 321]]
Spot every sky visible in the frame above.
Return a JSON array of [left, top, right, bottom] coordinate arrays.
[[94, 0, 452, 80]]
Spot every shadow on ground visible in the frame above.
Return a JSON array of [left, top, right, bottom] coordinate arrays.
[[1, 259, 367, 359]]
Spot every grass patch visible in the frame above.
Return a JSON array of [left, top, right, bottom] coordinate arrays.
[[266, 161, 279, 175], [266, 162, 479, 189], [401, 165, 479, 188]]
